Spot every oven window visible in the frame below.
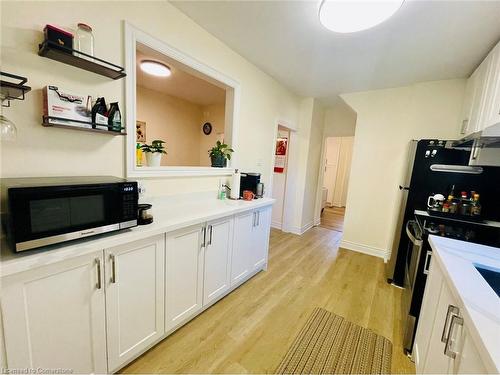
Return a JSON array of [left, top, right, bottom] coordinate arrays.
[[29, 195, 105, 233]]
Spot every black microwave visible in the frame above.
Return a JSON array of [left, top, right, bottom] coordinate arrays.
[[1, 177, 138, 252]]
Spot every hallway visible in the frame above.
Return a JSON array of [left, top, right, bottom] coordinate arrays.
[[320, 206, 346, 232]]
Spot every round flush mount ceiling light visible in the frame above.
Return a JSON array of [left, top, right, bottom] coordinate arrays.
[[140, 60, 171, 77], [319, 0, 404, 33]]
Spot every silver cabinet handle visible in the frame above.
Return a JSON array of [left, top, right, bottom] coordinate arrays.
[[441, 305, 459, 343], [110, 254, 117, 283], [252, 212, 256, 227], [257, 211, 260, 226], [423, 251, 432, 275], [471, 142, 481, 160], [460, 119, 469, 135], [208, 225, 213, 245], [95, 258, 102, 289], [201, 226, 207, 248], [444, 315, 464, 359]]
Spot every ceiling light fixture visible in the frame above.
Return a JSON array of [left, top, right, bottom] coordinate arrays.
[[319, 0, 404, 33], [140, 60, 171, 77]]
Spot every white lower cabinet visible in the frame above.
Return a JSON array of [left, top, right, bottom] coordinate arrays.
[[251, 206, 272, 271], [203, 216, 233, 305], [414, 257, 487, 374], [105, 235, 165, 372], [165, 223, 205, 331], [1, 204, 273, 373], [1, 251, 107, 374]]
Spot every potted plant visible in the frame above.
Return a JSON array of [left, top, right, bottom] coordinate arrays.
[[140, 140, 167, 167], [209, 140, 234, 167]]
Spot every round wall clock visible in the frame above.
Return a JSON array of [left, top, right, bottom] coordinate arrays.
[[203, 122, 212, 135]]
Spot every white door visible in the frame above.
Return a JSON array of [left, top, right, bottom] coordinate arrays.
[[105, 235, 165, 372], [422, 280, 459, 374], [333, 136, 354, 207], [251, 206, 272, 271], [166, 223, 204, 331], [323, 137, 341, 205], [230, 210, 254, 286], [1, 251, 107, 373], [203, 216, 233, 306]]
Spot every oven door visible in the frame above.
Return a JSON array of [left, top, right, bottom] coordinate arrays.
[[402, 219, 423, 353], [9, 183, 125, 251]]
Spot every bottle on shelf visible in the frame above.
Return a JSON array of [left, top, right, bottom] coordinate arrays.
[[471, 193, 482, 216]]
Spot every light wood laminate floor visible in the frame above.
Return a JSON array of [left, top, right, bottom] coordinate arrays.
[[319, 206, 346, 232], [121, 227, 415, 374]]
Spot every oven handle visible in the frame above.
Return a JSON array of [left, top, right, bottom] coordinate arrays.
[[406, 220, 423, 246]]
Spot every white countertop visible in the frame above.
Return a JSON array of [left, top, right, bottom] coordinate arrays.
[[0, 193, 274, 277], [428, 236, 500, 373]]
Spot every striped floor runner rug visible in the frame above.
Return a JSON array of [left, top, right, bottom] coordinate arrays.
[[276, 308, 392, 374]]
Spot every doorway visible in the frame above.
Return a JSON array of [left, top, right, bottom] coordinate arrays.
[[320, 136, 354, 232], [271, 125, 291, 230]]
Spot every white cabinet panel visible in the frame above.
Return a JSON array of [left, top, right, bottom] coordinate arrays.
[[230, 210, 254, 285], [204, 216, 233, 305], [455, 326, 487, 374], [1, 251, 107, 374], [166, 224, 204, 331], [482, 42, 500, 130], [251, 206, 272, 271], [105, 235, 165, 372]]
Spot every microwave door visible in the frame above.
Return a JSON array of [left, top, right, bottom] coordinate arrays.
[[9, 185, 123, 251]]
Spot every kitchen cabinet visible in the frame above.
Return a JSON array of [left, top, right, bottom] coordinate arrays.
[[251, 206, 272, 271], [203, 216, 233, 306], [165, 223, 205, 331], [230, 210, 255, 285], [414, 257, 487, 374], [1, 251, 107, 374], [105, 235, 165, 372], [460, 40, 500, 137]]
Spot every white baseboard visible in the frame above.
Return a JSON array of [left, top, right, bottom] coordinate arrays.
[[271, 220, 282, 230], [281, 221, 314, 235], [314, 217, 321, 226], [339, 240, 388, 260]]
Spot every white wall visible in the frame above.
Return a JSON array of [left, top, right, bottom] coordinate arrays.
[[0, 1, 300, 199], [136, 86, 202, 166], [340, 79, 466, 260], [324, 100, 357, 138]]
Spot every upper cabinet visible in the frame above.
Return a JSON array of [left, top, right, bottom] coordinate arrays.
[[460, 40, 500, 137]]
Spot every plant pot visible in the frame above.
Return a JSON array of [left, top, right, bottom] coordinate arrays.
[[211, 155, 227, 168], [146, 152, 162, 167]]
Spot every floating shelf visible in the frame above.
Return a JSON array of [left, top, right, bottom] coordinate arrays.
[[1, 72, 32, 107], [38, 40, 126, 80], [42, 116, 127, 136]]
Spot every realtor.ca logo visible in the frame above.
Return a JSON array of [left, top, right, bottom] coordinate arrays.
[[1, 368, 73, 374]]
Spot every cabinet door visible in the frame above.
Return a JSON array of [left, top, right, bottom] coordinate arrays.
[[414, 255, 443, 372], [166, 224, 204, 331], [105, 235, 165, 372], [230, 210, 254, 286], [422, 280, 458, 374], [204, 216, 233, 306], [460, 76, 477, 136], [251, 206, 272, 271], [482, 41, 500, 130], [1, 251, 107, 374], [455, 326, 487, 374]]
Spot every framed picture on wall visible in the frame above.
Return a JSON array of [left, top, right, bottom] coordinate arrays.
[[274, 137, 288, 173], [136, 121, 146, 142]]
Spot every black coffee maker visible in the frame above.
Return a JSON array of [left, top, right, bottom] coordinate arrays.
[[239, 173, 261, 197]]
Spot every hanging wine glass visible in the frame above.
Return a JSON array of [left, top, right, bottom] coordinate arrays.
[[0, 114, 17, 141]]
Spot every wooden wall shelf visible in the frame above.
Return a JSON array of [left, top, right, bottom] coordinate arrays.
[[38, 41, 126, 80]]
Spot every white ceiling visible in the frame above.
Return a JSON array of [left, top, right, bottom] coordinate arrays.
[[136, 45, 226, 106], [171, 0, 500, 104]]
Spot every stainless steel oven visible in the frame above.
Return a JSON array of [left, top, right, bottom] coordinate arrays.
[[1, 176, 138, 252], [402, 219, 424, 353]]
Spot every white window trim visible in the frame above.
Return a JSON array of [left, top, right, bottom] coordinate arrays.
[[124, 21, 240, 178]]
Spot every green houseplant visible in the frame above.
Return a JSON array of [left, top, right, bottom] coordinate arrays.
[[140, 140, 167, 167], [209, 140, 234, 167]]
